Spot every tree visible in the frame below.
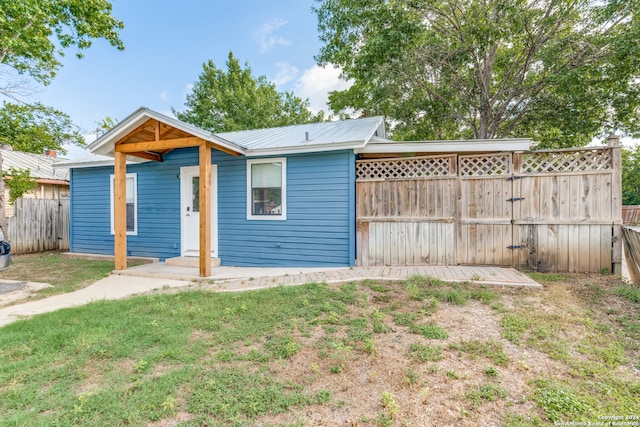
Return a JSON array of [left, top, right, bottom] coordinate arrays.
[[174, 52, 324, 132], [0, 102, 84, 153], [0, 0, 124, 231], [622, 145, 640, 206], [314, 0, 640, 147], [2, 168, 38, 204], [0, 0, 124, 96]]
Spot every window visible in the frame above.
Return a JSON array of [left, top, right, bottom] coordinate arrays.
[[110, 173, 138, 235], [247, 158, 286, 220]]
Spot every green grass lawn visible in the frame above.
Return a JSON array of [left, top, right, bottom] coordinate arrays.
[[0, 274, 638, 426], [0, 252, 115, 296]]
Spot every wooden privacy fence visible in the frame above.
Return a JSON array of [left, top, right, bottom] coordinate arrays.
[[622, 205, 640, 224], [7, 198, 70, 254], [356, 147, 622, 274], [622, 227, 640, 284]]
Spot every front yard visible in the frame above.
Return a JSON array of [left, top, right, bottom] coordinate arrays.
[[0, 252, 115, 298], [0, 273, 638, 426]]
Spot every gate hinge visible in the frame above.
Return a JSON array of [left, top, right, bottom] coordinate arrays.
[[507, 197, 525, 202], [506, 176, 523, 181], [507, 245, 526, 250]]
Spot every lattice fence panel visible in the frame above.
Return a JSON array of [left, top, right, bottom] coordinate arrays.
[[520, 149, 613, 174], [459, 154, 510, 177], [356, 156, 454, 181]]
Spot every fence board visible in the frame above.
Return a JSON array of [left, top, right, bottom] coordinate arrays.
[[622, 227, 640, 284], [622, 206, 640, 224], [356, 148, 622, 272], [6, 198, 70, 254]]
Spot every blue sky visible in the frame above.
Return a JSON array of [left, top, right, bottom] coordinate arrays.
[[27, 1, 350, 158]]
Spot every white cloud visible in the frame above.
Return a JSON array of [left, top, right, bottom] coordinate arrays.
[[255, 18, 291, 53], [159, 89, 169, 100], [272, 62, 299, 86], [295, 64, 353, 114]]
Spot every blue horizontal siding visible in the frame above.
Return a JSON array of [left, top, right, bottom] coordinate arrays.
[[69, 148, 355, 266]]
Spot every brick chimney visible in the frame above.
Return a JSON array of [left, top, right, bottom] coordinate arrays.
[[45, 149, 57, 157]]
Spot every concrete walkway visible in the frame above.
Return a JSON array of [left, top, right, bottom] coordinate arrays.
[[0, 264, 541, 327]]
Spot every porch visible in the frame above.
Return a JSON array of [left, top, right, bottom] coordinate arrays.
[[113, 262, 543, 290]]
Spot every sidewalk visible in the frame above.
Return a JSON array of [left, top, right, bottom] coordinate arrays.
[[0, 264, 541, 327]]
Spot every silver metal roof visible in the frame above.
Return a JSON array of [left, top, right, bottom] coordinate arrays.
[[1, 149, 70, 182], [53, 154, 149, 169], [218, 116, 385, 151]]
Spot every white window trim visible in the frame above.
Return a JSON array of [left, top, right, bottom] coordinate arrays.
[[110, 173, 138, 235], [246, 157, 287, 221]]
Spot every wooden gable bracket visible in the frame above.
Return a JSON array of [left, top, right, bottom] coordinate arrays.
[[129, 151, 163, 162]]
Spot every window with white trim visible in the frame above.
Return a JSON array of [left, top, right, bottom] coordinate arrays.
[[247, 158, 286, 220], [110, 173, 138, 235]]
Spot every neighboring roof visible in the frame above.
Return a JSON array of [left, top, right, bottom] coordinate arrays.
[[218, 116, 386, 156], [89, 107, 244, 157], [1, 148, 70, 183], [52, 154, 149, 169], [356, 137, 533, 154]]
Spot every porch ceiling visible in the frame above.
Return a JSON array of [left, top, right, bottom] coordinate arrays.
[[114, 118, 242, 161]]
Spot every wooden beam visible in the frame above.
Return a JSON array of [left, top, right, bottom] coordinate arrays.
[[115, 119, 155, 145], [155, 120, 161, 141], [199, 143, 212, 277], [114, 151, 127, 271], [116, 136, 204, 153], [205, 141, 242, 157], [128, 151, 163, 162]]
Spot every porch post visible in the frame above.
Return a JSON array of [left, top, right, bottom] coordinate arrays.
[[114, 150, 127, 270], [199, 143, 212, 277]]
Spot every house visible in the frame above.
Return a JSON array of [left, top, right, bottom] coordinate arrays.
[[61, 106, 624, 275], [59, 107, 536, 277], [1, 147, 70, 217], [60, 107, 382, 275]]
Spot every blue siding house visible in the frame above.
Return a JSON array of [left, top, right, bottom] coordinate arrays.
[[60, 108, 383, 269]]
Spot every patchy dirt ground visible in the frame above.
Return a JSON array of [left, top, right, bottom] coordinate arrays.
[[149, 273, 637, 427], [4, 272, 637, 427]]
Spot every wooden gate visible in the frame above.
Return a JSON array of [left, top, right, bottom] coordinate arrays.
[[356, 147, 622, 273], [458, 153, 513, 266]]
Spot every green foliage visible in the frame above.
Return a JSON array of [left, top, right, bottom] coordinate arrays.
[[622, 145, 640, 205], [314, 0, 640, 147], [3, 167, 37, 203], [501, 313, 531, 344], [449, 340, 509, 366], [0, 102, 84, 153], [408, 343, 443, 362], [613, 286, 640, 304], [466, 382, 507, 408], [0, 0, 124, 87], [410, 322, 449, 339], [97, 116, 118, 133], [533, 380, 590, 422], [174, 52, 324, 132], [380, 391, 399, 419]]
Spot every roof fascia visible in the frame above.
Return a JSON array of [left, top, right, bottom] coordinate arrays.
[[89, 107, 245, 156], [355, 139, 532, 154]]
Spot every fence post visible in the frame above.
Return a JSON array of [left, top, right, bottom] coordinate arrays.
[[612, 146, 623, 275]]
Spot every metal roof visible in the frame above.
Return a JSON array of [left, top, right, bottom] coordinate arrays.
[[53, 154, 149, 169], [1, 149, 70, 182], [218, 116, 386, 153]]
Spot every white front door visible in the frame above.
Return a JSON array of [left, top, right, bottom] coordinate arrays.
[[180, 165, 217, 257]]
